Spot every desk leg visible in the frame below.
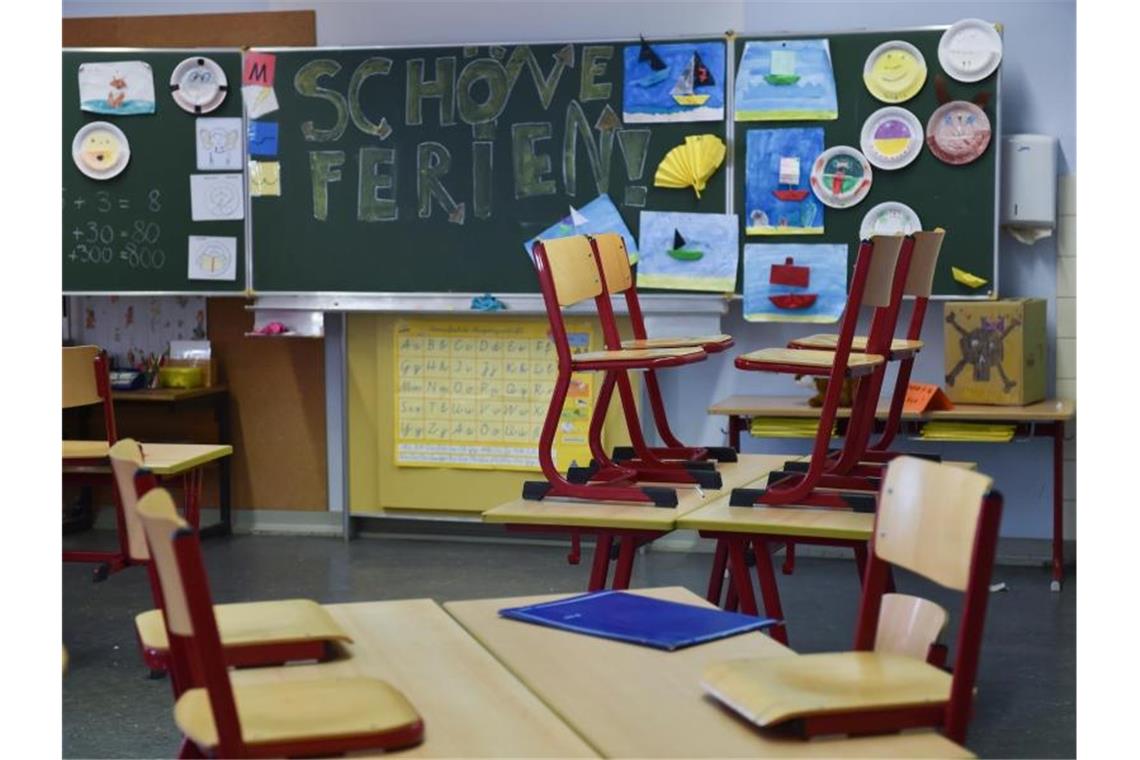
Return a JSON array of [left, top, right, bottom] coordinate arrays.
[[751, 539, 789, 645], [1052, 422, 1065, 592], [216, 394, 233, 536], [612, 536, 637, 589], [725, 537, 759, 616], [588, 533, 613, 591], [706, 539, 728, 605], [728, 415, 744, 452]]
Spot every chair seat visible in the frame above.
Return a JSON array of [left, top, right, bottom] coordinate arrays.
[[136, 599, 351, 652], [623, 334, 733, 351], [701, 652, 952, 728], [63, 440, 111, 459], [175, 678, 422, 749], [789, 334, 924, 358], [736, 348, 884, 376], [572, 346, 704, 369]]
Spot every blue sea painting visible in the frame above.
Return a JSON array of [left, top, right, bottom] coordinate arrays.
[[638, 211, 739, 292], [744, 128, 825, 236], [623, 40, 725, 123], [743, 244, 848, 323], [734, 40, 838, 121], [522, 193, 639, 263], [78, 60, 156, 116]]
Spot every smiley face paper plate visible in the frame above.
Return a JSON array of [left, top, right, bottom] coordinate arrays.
[[939, 19, 1003, 83], [72, 121, 130, 180], [863, 40, 927, 103], [860, 107, 923, 170], [809, 146, 873, 209], [926, 101, 992, 165]]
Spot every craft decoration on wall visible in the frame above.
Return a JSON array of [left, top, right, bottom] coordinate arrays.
[[860, 107, 923, 170], [78, 61, 155, 115], [242, 83, 280, 120], [523, 193, 639, 262], [637, 211, 739, 292], [249, 161, 281, 197], [939, 19, 1003, 82], [654, 134, 726, 198], [743, 243, 847, 323], [744, 127, 825, 236], [951, 266, 988, 289], [810, 146, 873, 209], [926, 100, 992, 165], [190, 174, 245, 221], [734, 39, 838, 121], [248, 121, 278, 157], [187, 235, 237, 281], [71, 121, 130, 180], [622, 39, 725, 123], [196, 117, 243, 171], [170, 56, 228, 114], [859, 202, 922, 239], [863, 40, 927, 103]]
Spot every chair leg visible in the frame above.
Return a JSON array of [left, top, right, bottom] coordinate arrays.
[[177, 737, 206, 759], [706, 539, 728, 605]]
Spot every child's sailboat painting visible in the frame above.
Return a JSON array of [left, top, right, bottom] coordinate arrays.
[[638, 211, 738, 292], [623, 41, 725, 123], [745, 127, 826, 235], [744, 244, 847, 323]]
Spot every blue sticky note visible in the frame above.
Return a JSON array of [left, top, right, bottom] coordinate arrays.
[[248, 121, 278, 157]]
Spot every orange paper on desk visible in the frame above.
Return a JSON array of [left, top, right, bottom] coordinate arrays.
[[903, 383, 954, 414]]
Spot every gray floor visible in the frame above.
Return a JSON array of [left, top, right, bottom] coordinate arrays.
[[63, 531, 1075, 759]]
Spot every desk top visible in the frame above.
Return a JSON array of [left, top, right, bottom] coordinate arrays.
[[710, 395, 1075, 422], [481, 454, 792, 530], [445, 587, 971, 758], [230, 599, 596, 758], [112, 385, 228, 403], [62, 441, 232, 475], [679, 501, 875, 540]]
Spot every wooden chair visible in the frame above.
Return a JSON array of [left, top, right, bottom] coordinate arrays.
[[110, 439, 349, 691], [702, 457, 1002, 744], [136, 487, 425, 758], [523, 235, 707, 507], [877, 593, 949, 667]]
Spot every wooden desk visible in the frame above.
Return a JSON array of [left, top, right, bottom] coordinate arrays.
[[709, 395, 1076, 590], [229, 599, 596, 758], [482, 455, 792, 591], [445, 587, 971, 759]]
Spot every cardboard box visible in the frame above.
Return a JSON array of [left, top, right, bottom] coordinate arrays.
[[943, 298, 1047, 405]]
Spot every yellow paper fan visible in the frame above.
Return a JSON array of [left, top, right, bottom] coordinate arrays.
[[654, 134, 726, 198]]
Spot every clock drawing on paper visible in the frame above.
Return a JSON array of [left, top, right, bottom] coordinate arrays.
[[206, 182, 241, 217]]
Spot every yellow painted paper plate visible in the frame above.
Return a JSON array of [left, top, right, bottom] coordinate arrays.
[[863, 40, 927, 103], [860, 106, 923, 170]]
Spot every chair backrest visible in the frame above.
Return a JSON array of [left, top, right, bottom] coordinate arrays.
[[540, 236, 604, 308], [903, 229, 946, 298], [136, 488, 245, 754], [860, 235, 905, 308], [63, 345, 105, 408], [875, 593, 949, 662], [590, 233, 635, 294], [109, 439, 149, 562]]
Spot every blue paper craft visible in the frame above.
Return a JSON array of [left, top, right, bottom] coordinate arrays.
[[638, 211, 739, 292], [499, 591, 778, 651], [734, 39, 839, 121], [743, 243, 848, 323], [623, 40, 726, 123], [248, 121, 279, 157], [744, 128, 825, 236], [523, 193, 639, 264]]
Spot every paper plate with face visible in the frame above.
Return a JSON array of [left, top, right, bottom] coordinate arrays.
[[926, 101, 992, 165], [939, 19, 1003, 82], [72, 121, 131, 180], [809, 146, 873, 209], [859, 202, 922, 240], [863, 41, 927, 103], [860, 107, 923, 170], [170, 56, 228, 114]]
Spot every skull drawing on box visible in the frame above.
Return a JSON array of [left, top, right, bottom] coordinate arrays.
[[198, 125, 240, 168], [945, 313, 1022, 391]]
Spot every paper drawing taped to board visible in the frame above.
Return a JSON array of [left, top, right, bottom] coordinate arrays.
[[622, 40, 725, 123], [249, 161, 281, 197], [78, 61, 155, 115], [743, 243, 847, 323], [744, 128, 825, 235], [190, 174, 245, 221], [734, 40, 838, 121], [638, 211, 739, 292], [522, 194, 639, 263], [247, 121, 278, 157], [196, 117, 244, 171], [188, 236, 237, 281]]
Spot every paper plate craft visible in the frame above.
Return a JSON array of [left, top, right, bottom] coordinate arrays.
[[744, 127, 826, 236], [654, 134, 726, 198], [939, 19, 1003, 82], [926, 101, 992, 165], [859, 202, 922, 239], [809, 146, 873, 209], [734, 39, 838, 121], [78, 61, 155, 115], [860, 107, 923, 170], [170, 57, 228, 114], [863, 41, 927, 103], [72, 121, 130, 180]]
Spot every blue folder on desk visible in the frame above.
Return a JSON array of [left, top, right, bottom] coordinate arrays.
[[499, 591, 780, 651]]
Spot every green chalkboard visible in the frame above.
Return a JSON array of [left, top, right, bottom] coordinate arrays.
[[733, 29, 999, 297], [63, 50, 246, 293], [250, 40, 727, 293]]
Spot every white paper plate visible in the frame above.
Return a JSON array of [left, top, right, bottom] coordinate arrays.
[[860, 107, 923, 170], [71, 121, 130, 180], [939, 19, 1003, 83], [860, 202, 922, 240], [863, 40, 927, 103], [926, 101, 992, 165], [170, 56, 228, 114], [809, 146, 873, 209]]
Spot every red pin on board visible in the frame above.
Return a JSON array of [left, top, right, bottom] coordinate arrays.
[[243, 52, 277, 87]]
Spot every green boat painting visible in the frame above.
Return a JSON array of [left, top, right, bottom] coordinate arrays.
[[667, 229, 704, 261]]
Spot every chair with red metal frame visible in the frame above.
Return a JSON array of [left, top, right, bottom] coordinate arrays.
[[702, 456, 1002, 744], [110, 440, 349, 689], [136, 487, 425, 759], [522, 235, 707, 507], [876, 593, 950, 668], [62, 344, 128, 581], [729, 235, 911, 511]]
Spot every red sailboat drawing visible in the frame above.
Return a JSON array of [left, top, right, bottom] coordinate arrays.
[[768, 256, 817, 310], [772, 156, 810, 201]]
